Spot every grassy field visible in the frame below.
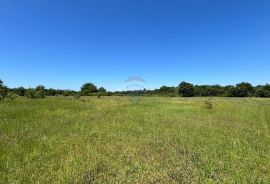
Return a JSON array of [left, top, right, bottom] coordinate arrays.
[[1, 97, 270, 183]]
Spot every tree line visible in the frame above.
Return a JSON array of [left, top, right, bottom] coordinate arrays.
[[114, 82, 270, 98], [177, 82, 270, 97], [1, 79, 270, 100]]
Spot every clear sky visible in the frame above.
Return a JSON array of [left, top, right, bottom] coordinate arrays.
[[0, 0, 269, 91]]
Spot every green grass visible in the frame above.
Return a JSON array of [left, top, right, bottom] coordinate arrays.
[[1, 97, 270, 183]]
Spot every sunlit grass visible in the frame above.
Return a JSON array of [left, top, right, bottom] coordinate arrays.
[[1, 97, 270, 183]]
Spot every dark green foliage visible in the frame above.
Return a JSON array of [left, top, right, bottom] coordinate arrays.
[[97, 92, 102, 98], [35, 85, 46, 98], [223, 85, 235, 97], [25, 86, 46, 99], [62, 90, 70, 96], [1, 79, 270, 98], [263, 84, 270, 91], [25, 88, 36, 99], [98, 87, 106, 93], [0, 79, 8, 100], [232, 87, 248, 97], [0, 80, 17, 101], [178, 82, 194, 97], [207, 85, 224, 96], [25, 88, 35, 98], [159, 86, 176, 93], [255, 88, 266, 97], [107, 92, 112, 96], [51, 89, 77, 96], [16, 87, 26, 96], [35, 85, 45, 92], [35, 90, 46, 99], [158, 86, 176, 96], [223, 82, 254, 97], [81, 83, 98, 96], [194, 85, 224, 97], [236, 82, 254, 96], [111, 82, 264, 98], [255, 84, 270, 97], [46, 88, 57, 96]]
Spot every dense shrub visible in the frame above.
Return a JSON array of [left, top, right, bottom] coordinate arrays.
[[5, 92, 18, 101], [159, 86, 176, 94], [25, 89, 36, 99], [232, 87, 248, 97], [0, 80, 17, 101], [223, 85, 235, 97], [25, 87, 46, 99], [35, 85, 45, 92], [98, 87, 106, 93], [0, 80, 8, 100], [255, 88, 270, 97], [81, 83, 98, 96], [46, 88, 57, 96], [204, 98, 213, 109], [178, 81, 194, 97], [35, 85, 46, 98], [16, 87, 26, 96], [74, 92, 81, 99], [35, 90, 46, 99], [236, 82, 254, 96]]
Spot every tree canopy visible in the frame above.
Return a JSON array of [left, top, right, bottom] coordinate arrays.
[[178, 82, 194, 97], [80, 83, 98, 96]]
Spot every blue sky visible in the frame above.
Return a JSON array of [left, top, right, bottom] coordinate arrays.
[[0, 0, 269, 91]]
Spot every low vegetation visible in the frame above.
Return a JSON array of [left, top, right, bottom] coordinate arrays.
[[0, 80, 17, 101], [204, 98, 213, 109], [1, 96, 270, 183]]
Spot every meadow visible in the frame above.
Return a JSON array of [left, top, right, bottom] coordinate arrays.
[[0, 97, 270, 183]]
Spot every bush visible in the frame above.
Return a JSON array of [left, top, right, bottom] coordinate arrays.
[[98, 87, 106, 93], [204, 98, 213, 109], [35, 91, 46, 99], [0, 80, 8, 100], [74, 93, 81, 99], [16, 87, 26, 96], [25, 89, 36, 99], [4, 93, 18, 101], [232, 87, 248, 97], [25, 88, 46, 99], [97, 93, 101, 98], [35, 85, 46, 99], [46, 88, 57, 96], [255, 88, 270, 97], [236, 82, 254, 96], [0, 90, 8, 100]]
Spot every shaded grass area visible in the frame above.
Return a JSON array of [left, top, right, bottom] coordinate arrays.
[[0, 97, 270, 183]]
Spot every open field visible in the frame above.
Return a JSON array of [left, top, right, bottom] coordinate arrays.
[[1, 97, 270, 183]]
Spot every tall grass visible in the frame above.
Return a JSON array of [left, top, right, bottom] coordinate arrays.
[[1, 97, 270, 183]]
